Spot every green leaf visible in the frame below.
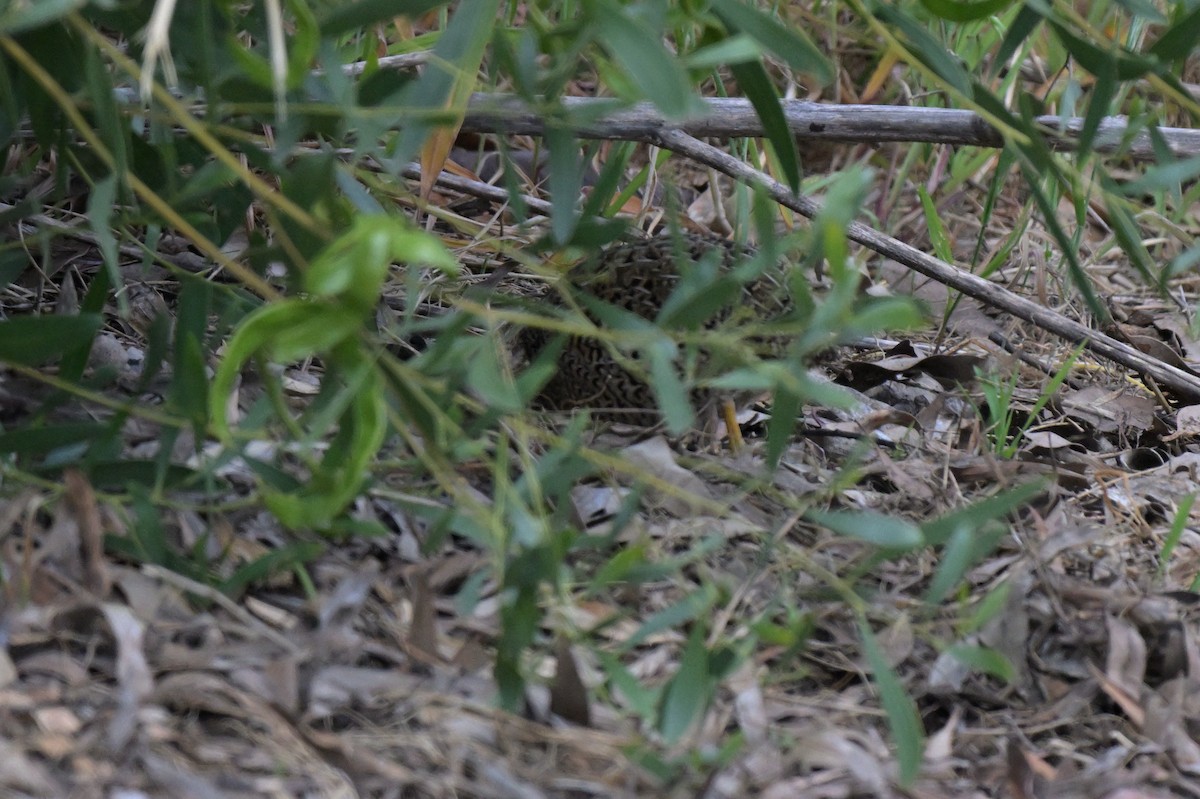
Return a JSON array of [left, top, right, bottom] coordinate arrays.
[[921, 481, 1045, 546], [83, 45, 128, 179], [958, 583, 1008, 635], [0, 422, 108, 457], [974, 91, 1107, 322], [597, 651, 661, 720], [591, 0, 705, 119], [924, 521, 1005, 605], [284, 0, 321, 88], [263, 352, 388, 530], [683, 33, 762, 70], [658, 624, 714, 742], [1121, 155, 1200, 195], [0, 314, 102, 366], [711, 0, 834, 85], [392, 0, 500, 162], [1148, 4, 1200, 64], [305, 215, 456, 310], [466, 337, 524, 413], [174, 330, 211, 431], [318, 0, 449, 37], [1075, 60, 1117, 159], [946, 643, 1015, 682], [645, 339, 693, 435], [87, 175, 123, 309], [1103, 187, 1158, 286], [622, 585, 716, 652], [859, 618, 925, 787], [1159, 493, 1196, 578], [991, 5, 1042, 78], [1047, 20, 1154, 82], [765, 383, 800, 469], [872, 4, 971, 95], [0, 0, 85, 34], [85, 460, 201, 491], [807, 509, 925, 550], [220, 541, 324, 599], [919, 0, 1013, 23], [728, 58, 800, 193], [918, 186, 954, 263], [546, 126, 584, 244], [172, 279, 213, 431]]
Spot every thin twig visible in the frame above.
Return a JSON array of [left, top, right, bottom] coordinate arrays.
[[395, 161, 554, 217], [141, 563, 302, 653]]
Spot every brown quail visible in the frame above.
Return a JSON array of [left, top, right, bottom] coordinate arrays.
[[519, 233, 792, 435]]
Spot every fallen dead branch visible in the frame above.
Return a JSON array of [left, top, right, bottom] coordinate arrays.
[[460, 94, 1200, 160]]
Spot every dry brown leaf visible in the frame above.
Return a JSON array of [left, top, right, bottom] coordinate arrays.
[[1088, 661, 1145, 728], [549, 636, 591, 726], [406, 566, 442, 663], [100, 603, 153, 751], [1104, 614, 1147, 697], [620, 436, 715, 514], [62, 469, 109, 596]]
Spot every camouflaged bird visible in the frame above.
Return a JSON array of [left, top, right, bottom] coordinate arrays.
[[518, 233, 793, 435]]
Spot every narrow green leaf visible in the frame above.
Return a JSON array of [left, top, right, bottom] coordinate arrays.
[[264, 354, 388, 531], [85, 460, 200, 491], [991, 6, 1043, 78], [0, 0, 85, 34], [466, 337, 523, 413], [975, 91, 1107, 322], [0, 314, 102, 366], [598, 651, 661, 720], [284, 0, 321, 88], [1075, 61, 1117, 158], [1102, 187, 1158, 286], [582, 141, 635, 219], [919, 0, 1013, 23], [807, 509, 925, 550], [1122, 155, 1200, 195], [592, 0, 705, 119], [729, 58, 800, 193], [174, 330, 210, 430], [318, 0, 448, 37], [658, 624, 713, 742], [962, 581, 1011, 633], [711, 0, 834, 85], [946, 643, 1015, 682], [1148, 5, 1200, 63], [924, 522, 1005, 605], [220, 541, 324, 599], [1159, 493, 1196, 577], [683, 34, 761, 70], [646, 340, 693, 435], [1047, 20, 1154, 82], [392, 0, 500, 162], [765, 384, 800, 469], [546, 125, 584, 244], [83, 45, 127, 178], [87, 175, 122, 305], [859, 619, 925, 786], [873, 4, 970, 95], [917, 186, 954, 263], [622, 586, 716, 652], [0, 422, 107, 456], [921, 481, 1044, 546], [305, 215, 456, 310]]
